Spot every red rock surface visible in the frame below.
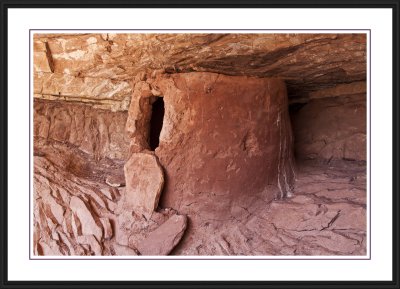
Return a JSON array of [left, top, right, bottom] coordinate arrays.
[[123, 152, 164, 219], [291, 93, 366, 161], [33, 140, 366, 255], [33, 33, 366, 103], [137, 214, 188, 255], [172, 159, 366, 255], [34, 99, 130, 160], [33, 140, 186, 255], [123, 72, 296, 221], [32, 33, 367, 256]]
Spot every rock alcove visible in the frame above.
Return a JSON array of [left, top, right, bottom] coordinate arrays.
[[33, 33, 367, 256]]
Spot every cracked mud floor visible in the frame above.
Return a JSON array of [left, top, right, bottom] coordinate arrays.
[[34, 140, 366, 256]]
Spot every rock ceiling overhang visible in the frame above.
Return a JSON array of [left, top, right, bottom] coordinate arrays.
[[33, 33, 366, 109]]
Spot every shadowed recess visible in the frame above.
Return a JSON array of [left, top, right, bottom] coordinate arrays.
[[149, 97, 165, 151]]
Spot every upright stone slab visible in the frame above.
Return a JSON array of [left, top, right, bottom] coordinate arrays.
[[123, 152, 164, 219]]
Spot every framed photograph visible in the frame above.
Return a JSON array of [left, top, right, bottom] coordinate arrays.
[[1, 1, 399, 288]]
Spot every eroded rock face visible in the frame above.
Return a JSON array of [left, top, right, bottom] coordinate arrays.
[[34, 99, 130, 160], [33, 141, 187, 255], [33, 33, 366, 104], [70, 196, 103, 241], [33, 139, 125, 256], [291, 93, 366, 161]]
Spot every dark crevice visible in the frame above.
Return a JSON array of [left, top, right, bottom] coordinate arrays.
[[149, 97, 165, 151], [289, 102, 307, 114]]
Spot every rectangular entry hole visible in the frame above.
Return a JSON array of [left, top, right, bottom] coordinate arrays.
[[149, 97, 165, 151]]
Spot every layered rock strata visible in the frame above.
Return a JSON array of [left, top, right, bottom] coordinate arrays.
[[33, 33, 366, 103], [34, 99, 130, 160]]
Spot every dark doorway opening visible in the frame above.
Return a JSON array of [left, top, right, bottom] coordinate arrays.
[[149, 97, 165, 151]]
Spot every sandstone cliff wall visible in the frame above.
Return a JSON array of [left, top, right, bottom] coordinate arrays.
[[291, 83, 366, 161], [34, 99, 130, 160]]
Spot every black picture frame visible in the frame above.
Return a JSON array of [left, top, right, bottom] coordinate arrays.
[[0, 1, 399, 288]]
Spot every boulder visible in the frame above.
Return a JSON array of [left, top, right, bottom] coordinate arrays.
[[137, 214, 187, 255]]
